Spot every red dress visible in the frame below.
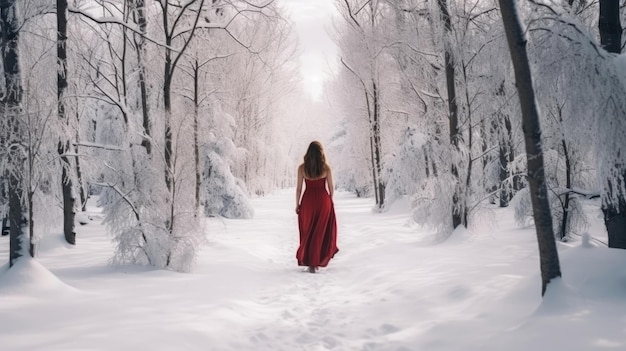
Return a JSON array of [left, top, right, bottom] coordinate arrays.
[[297, 178, 338, 268]]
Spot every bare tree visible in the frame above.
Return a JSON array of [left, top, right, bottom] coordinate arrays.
[[498, 0, 562, 296], [179, 51, 231, 212], [158, 0, 205, 198]]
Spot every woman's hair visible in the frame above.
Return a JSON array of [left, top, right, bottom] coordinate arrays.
[[303, 141, 327, 179]]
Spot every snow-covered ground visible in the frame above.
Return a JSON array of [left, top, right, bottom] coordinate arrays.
[[1, 190, 625, 351]]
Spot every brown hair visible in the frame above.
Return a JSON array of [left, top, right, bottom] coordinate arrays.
[[303, 141, 327, 179]]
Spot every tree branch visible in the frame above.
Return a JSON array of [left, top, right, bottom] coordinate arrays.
[[342, 0, 361, 28], [68, 6, 180, 53], [73, 142, 124, 151]]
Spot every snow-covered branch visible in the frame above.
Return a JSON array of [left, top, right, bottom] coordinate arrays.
[[68, 6, 180, 52], [73, 142, 124, 151]]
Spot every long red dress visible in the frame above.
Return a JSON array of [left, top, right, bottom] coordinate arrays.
[[297, 178, 338, 268]]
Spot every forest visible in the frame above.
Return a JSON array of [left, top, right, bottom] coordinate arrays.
[[1, 1, 626, 347], [0, 0, 626, 351]]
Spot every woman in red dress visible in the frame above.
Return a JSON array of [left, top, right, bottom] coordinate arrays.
[[295, 141, 339, 273]]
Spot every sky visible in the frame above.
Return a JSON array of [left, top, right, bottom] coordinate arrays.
[[279, 0, 339, 101]]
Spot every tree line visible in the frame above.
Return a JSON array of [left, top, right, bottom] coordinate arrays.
[[3, 0, 625, 297], [329, 0, 625, 295], [1, 0, 298, 272]]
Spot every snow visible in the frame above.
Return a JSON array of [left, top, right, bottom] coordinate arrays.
[[1, 190, 625, 350]]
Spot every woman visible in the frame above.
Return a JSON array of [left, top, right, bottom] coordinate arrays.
[[295, 141, 339, 273]]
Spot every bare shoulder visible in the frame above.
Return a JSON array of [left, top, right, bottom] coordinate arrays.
[[297, 164, 304, 174]]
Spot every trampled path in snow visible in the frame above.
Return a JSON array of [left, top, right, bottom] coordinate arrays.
[[215, 190, 538, 350], [1, 189, 625, 351]]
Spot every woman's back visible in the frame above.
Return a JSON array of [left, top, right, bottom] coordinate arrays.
[[304, 176, 327, 189]]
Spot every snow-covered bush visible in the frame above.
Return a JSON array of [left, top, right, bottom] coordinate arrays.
[[202, 147, 254, 219], [198, 98, 254, 219], [411, 174, 457, 240], [511, 149, 592, 239], [383, 127, 428, 209], [511, 187, 533, 228]]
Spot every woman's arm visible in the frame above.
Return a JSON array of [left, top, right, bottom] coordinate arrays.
[[326, 166, 335, 198], [296, 165, 304, 214]]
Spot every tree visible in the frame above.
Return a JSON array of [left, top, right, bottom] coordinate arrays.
[[598, 0, 626, 249], [65, 0, 289, 270], [67, 1, 177, 269], [158, 0, 205, 195], [57, 0, 77, 245], [130, 0, 152, 155], [1, 0, 32, 266], [335, 0, 388, 209], [599, 0, 621, 54], [156, 0, 207, 244], [380, 0, 513, 236], [436, 0, 463, 229], [221, 7, 298, 196], [179, 50, 231, 213], [498, 0, 562, 296]]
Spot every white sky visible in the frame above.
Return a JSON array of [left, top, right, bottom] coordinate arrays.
[[279, 0, 339, 101]]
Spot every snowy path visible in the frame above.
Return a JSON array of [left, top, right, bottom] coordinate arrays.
[[199, 191, 450, 350], [203, 190, 538, 350], [1, 190, 625, 351]]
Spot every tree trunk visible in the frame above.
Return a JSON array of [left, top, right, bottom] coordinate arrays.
[[57, 0, 76, 245], [8, 176, 27, 265], [495, 81, 514, 207], [133, 0, 152, 155], [437, 0, 463, 229], [599, 0, 622, 54], [162, 0, 174, 192], [367, 0, 384, 208], [498, 142, 509, 207], [360, 83, 378, 204], [372, 80, 385, 208], [193, 59, 201, 213], [369, 132, 378, 204], [160, 0, 205, 237], [559, 137, 572, 241], [481, 120, 495, 205], [598, 0, 626, 249], [497, 114, 514, 207], [161, 0, 175, 241], [461, 64, 473, 224], [499, 0, 562, 296], [75, 128, 87, 211], [1, 0, 31, 266], [164, 64, 173, 191], [424, 152, 430, 178], [604, 191, 626, 248]]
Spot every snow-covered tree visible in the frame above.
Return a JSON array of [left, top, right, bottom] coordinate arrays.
[[202, 128, 254, 219], [498, 0, 561, 296], [57, 0, 78, 245], [1, 0, 31, 266], [524, 0, 626, 248]]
